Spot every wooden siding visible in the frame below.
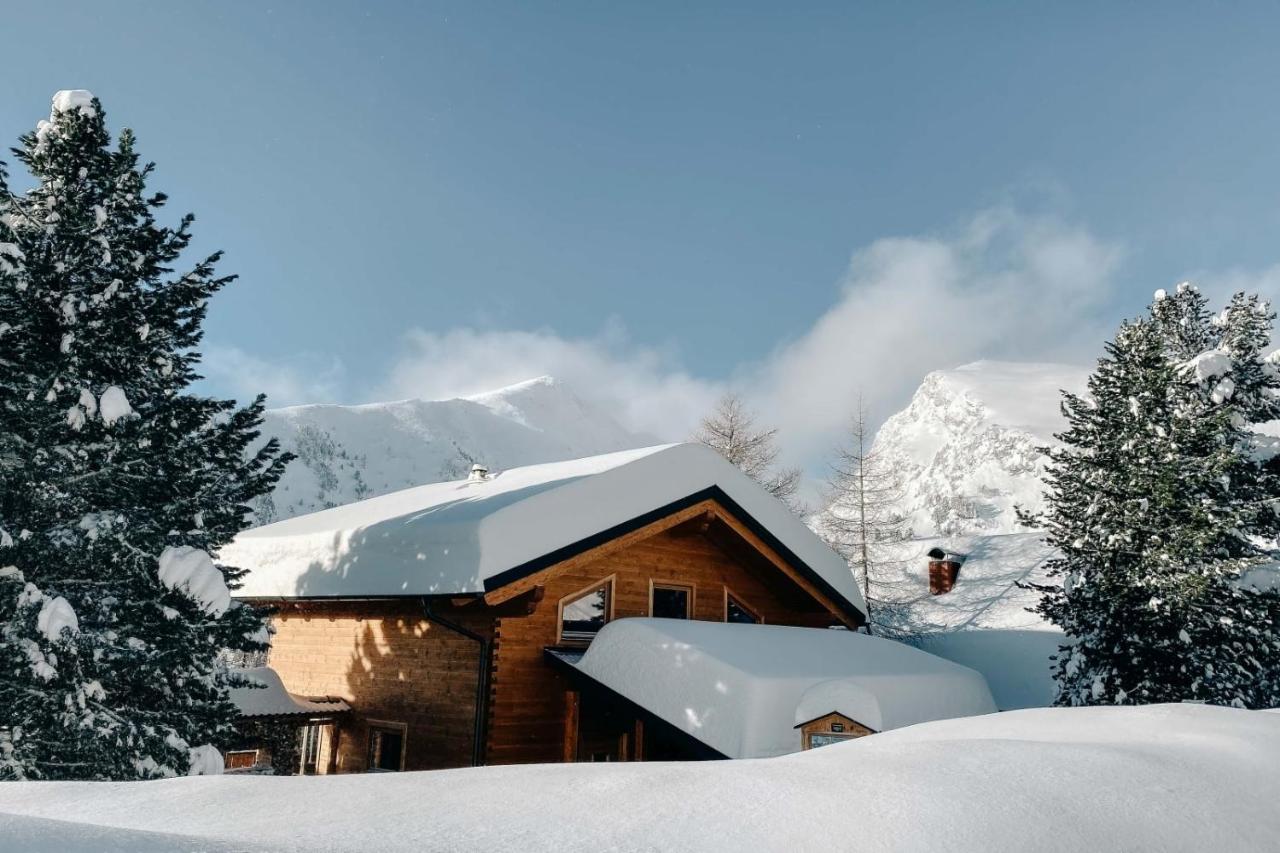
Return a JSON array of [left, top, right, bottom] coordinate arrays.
[[486, 505, 843, 765], [264, 599, 490, 773]]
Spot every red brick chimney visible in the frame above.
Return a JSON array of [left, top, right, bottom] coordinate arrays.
[[927, 548, 963, 595]]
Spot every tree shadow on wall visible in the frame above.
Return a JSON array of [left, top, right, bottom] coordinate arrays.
[[341, 607, 480, 771]]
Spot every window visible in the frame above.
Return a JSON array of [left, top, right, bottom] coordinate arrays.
[[367, 723, 406, 772], [558, 577, 614, 645], [650, 582, 693, 620], [806, 732, 855, 749], [224, 749, 259, 770], [724, 590, 761, 624], [300, 724, 323, 775]]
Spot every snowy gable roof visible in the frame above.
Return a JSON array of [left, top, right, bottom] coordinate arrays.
[[228, 667, 349, 718], [571, 618, 996, 759], [224, 443, 866, 618]]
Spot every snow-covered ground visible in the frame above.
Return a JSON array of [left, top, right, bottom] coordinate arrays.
[[253, 376, 650, 524], [1, 705, 1276, 852], [868, 360, 1089, 537]]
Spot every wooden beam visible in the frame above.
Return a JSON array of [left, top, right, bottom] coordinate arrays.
[[483, 496, 860, 627], [488, 584, 546, 617], [633, 718, 644, 762], [668, 509, 714, 537], [562, 690, 580, 763], [705, 510, 860, 629]]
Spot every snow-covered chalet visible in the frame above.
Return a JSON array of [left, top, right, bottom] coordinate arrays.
[[221, 443, 994, 772]]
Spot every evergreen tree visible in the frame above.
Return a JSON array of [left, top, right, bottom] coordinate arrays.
[[818, 398, 911, 630], [0, 91, 289, 779], [1032, 284, 1280, 708], [694, 392, 802, 509]]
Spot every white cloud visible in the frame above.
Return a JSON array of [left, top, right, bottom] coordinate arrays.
[[376, 321, 724, 441], [208, 205, 1141, 489], [199, 345, 345, 407], [747, 206, 1126, 464]]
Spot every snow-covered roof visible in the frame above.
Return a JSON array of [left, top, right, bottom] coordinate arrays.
[[228, 667, 349, 718], [224, 443, 866, 619], [569, 618, 996, 758], [877, 532, 1064, 710], [880, 532, 1059, 634]]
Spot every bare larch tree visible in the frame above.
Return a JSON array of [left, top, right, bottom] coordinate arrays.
[[693, 393, 802, 509], [818, 398, 911, 628]]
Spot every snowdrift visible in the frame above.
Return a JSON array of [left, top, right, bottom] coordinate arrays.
[[1, 704, 1276, 852]]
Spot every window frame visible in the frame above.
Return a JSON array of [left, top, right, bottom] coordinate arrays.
[[648, 580, 695, 620], [555, 575, 617, 646], [299, 723, 324, 775], [366, 720, 407, 773], [224, 749, 260, 771], [723, 586, 763, 624]]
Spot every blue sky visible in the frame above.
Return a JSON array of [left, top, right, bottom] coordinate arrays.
[[5, 2, 1280, 459]]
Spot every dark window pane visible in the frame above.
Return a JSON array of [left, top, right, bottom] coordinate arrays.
[[369, 727, 404, 771], [726, 594, 760, 624], [652, 586, 690, 619], [561, 585, 609, 643]]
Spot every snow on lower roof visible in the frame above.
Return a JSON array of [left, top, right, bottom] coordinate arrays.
[[228, 667, 349, 718], [573, 618, 996, 759], [223, 443, 866, 618]]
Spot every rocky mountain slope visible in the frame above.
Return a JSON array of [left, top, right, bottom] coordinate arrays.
[[251, 376, 650, 524], [871, 360, 1090, 537]]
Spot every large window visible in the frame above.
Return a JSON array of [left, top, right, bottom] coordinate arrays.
[[558, 577, 614, 645], [724, 589, 762, 624], [650, 582, 693, 620], [367, 722, 406, 772]]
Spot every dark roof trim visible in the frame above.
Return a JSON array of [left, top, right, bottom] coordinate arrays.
[[486, 485, 866, 625], [236, 593, 482, 604]]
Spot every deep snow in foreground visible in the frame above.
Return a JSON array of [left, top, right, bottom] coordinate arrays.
[[1, 705, 1277, 852]]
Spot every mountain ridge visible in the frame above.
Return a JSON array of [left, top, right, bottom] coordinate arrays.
[[251, 376, 652, 524]]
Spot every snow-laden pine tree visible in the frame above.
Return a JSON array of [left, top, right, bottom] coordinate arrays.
[[817, 399, 911, 631], [1033, 283, 1280, 708], [694, 393, 802, 509], [0, 91, 290, 779]]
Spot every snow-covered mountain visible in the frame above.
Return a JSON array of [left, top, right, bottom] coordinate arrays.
[[873, 360, 1091, 537], [251, 376, 652, 524]]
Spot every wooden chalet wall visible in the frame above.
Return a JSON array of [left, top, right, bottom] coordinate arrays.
[[265, 599, 489, 773], [484, 499, 847, 765]]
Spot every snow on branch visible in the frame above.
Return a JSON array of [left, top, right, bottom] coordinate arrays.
[[157, 546, 230, 617]]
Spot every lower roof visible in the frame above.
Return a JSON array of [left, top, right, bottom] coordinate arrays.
[[566, 618, 997, 759], [229, 667, 349, 719]]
